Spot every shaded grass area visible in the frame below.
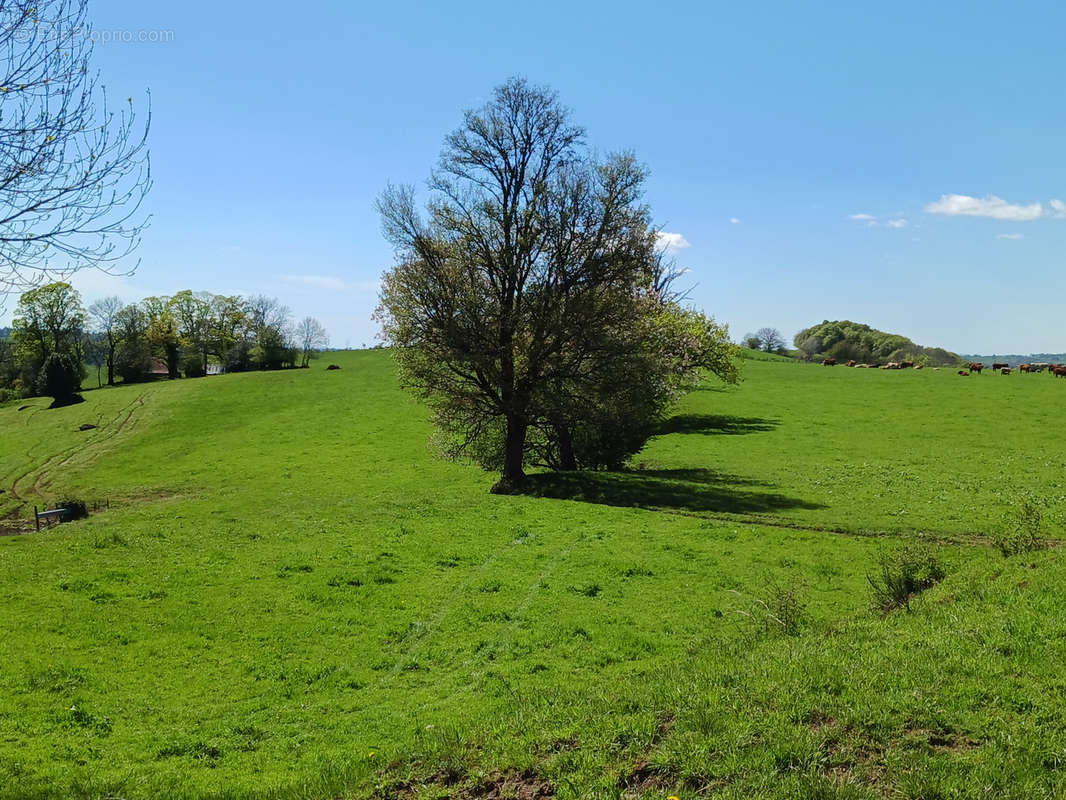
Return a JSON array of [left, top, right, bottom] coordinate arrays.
[[643, 361, 1066, 537], [654, 413, 780, 436], [522, 467, 823, 516]]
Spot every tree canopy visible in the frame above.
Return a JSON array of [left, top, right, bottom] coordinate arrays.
[[377, 77, 738, 492], [793, 320, 960, 365]]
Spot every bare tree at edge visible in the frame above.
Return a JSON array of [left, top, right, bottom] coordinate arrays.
[[0, 0, 151, 296], [295, 316, 328, 367]]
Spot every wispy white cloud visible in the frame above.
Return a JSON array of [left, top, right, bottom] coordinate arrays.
[[729, 217, 742, 225], [1051, 199, 1066, 218], [996, 233, 1024, 240], [656, 231, 690, 252], [279, 274, 379, 292], [848, 213, 908, 229], [925, 194, 1044, 221]]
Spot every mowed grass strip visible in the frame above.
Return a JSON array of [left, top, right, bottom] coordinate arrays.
[[0, 351, 1062, 799]]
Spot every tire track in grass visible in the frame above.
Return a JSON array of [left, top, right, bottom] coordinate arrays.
[[37, 389, 156, 490], [378, 527, 585, 686], [475, 530, 587, 663], [645, 506, 1020, 548], [7, 389, 155, 511]]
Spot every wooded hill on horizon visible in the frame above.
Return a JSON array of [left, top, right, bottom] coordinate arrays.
[[793, 320, 960, 366]]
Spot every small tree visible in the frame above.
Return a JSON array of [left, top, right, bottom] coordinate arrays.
[[83, 331, 108, 387], [756, 327, 785, 353], [88, 296, 123, 385], [295, 316, 329, 367], [795, 334, 823, 361]]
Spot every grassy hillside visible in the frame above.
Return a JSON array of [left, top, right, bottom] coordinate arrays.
[[1, 351, 1064, 799], [735, 346, 797, 362]]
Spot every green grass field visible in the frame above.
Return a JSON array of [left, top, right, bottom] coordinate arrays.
[[1, 352, 1064, 799]]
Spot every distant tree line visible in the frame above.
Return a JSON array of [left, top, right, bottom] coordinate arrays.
[[793, 320, 960, 366], [0, 283, 329, 405]]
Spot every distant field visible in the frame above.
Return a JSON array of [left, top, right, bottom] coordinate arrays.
[[1, 352, 1064, 799]]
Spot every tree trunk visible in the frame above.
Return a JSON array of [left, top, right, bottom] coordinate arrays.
[[107, 335, 115, 385], [555, 424, 577, 471], [492, 415, 527, 494], [166, 344, 180, 379]]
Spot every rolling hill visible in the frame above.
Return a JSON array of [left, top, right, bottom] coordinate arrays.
[[1, 350, 1064, 799]]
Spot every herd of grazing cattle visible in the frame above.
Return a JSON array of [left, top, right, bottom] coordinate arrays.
[[821, 358, 919, 369], [820, 357, 1066, 377], [957, 361, 1066, 377]]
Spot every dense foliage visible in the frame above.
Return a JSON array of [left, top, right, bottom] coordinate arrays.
[[378, 78, 738, 489], [794, 319, 960, 365]]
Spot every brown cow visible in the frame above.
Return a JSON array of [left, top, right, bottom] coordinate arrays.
[[968, 362, 984, 374], [845, 360, 856, 367], [900, 360, 915, 369], [958, 370, 970, 376], [822, 358, 837, 366], [1054, 366, 1066, 378], [1020, 364, 1032, 373], [992, 362, 1009, 371], [882, 362, 901, 370]]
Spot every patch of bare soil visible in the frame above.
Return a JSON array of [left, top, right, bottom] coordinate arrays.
[[461, 770, 555, 800], [618, 758, 672, 794], [905, 727, 979, 754], [0, 513, 34, 536]]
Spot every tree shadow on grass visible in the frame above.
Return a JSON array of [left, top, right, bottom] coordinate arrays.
[[522, 468, 824, 516], [655, 413, 780, 436]]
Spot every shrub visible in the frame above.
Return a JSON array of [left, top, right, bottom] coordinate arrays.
[[868, 543, 946, 613], [993, 493, 1047, 557], [732, 582, 809, 636], [182, 354, 206, 378], [37, 352, 83, 406]]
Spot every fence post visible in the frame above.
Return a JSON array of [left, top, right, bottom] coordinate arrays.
[[34, 506, 39, 532]]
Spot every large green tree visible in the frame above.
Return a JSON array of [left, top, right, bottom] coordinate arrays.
[[377, 78, 735, 491], [10, 282, 86, 395]]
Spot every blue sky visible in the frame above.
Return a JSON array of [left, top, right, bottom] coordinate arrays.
[[9, 0, 1066, 353]]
